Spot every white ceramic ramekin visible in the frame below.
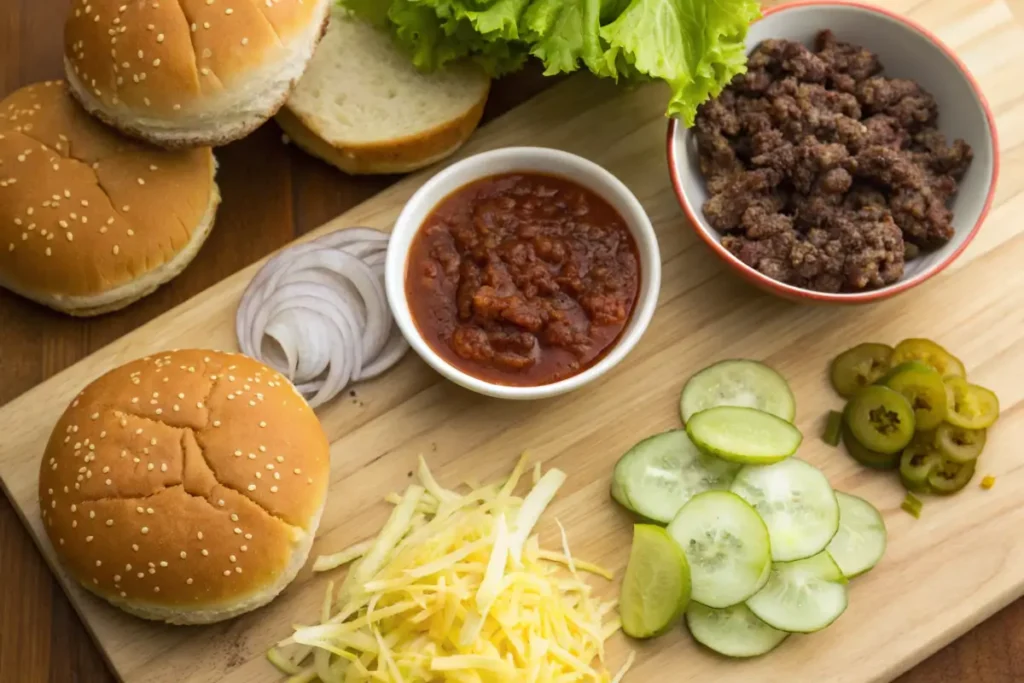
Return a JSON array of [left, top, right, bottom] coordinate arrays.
[[385, 147, 661, 400]]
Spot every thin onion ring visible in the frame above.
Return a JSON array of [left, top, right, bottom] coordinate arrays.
[[236, 227, 407, 408]]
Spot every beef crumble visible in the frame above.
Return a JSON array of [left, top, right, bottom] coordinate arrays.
[[695, 30, 973, 293]]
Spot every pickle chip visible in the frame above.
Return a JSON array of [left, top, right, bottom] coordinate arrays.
[[845, 386, 916, 455], [890, 339, 966, 379], [830, 343, 893, 398], [944, 377, 1000, 430], [883, 364, 948, 431]]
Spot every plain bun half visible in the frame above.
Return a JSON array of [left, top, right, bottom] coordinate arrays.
[[0, 81, 220, 316], [38, 350, 332, 624], [64, 0, 331, 148]]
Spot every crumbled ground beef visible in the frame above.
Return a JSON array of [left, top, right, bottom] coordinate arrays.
[[695, 30, 972, 293]]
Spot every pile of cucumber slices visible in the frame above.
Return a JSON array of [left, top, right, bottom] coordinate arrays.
[[614, 360, 887, 658]]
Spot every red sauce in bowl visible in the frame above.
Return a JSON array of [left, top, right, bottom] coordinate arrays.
[[405, 172, 641, 387]]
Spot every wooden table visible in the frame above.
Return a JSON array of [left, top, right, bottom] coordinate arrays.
[[1, 1, 1023, 681]]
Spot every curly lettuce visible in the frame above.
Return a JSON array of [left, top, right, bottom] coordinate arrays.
[[341, 0, 760, 122]]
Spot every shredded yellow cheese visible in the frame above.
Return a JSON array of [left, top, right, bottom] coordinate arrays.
[[271, 454, 632, 682]]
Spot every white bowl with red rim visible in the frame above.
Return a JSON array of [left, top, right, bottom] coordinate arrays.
[[386, 147, 662, 400], [667, 0, 999, 304]]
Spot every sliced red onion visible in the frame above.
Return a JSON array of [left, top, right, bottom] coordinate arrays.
[[236, 227, 407, 408]]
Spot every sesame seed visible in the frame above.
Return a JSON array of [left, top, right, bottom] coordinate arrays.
[[157, 33, 164, 42], [146, 508, 154, 514], [186, 578, 193, 585], [89, 511, 96, 519], [270, 486, 279, 493], [45, 247, 51, 256], [248, 453, 256, 460], [217, 499, 225, 506], [276, 456, 285, 463], [112, 245, 120, 255], [159, 561, 168, 567], [259, 421, 266, 427], [137, 177, 145, 185], [106, 519, 113, 526], [86, 536, 93, 542], [213, 420, 221, 427], [240, 545, 248, 552], [241, 37, 248, 45], [233, 527, 242, 535], [197, 531, 204, 540], [223, 570, 231, 576], [244, 533, 253, 540], [153, 587, 160, 593], [147, 463, 154, 471], [225, 7, 232, 14], [201, 549, 209, 556], [294, 468, 302, 475], [247, 484, 256, 491], [141, 526, 149, 534]]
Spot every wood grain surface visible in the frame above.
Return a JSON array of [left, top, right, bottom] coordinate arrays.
[[1, 0, 1023, 681]]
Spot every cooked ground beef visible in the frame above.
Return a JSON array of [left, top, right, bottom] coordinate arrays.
[[695, 29, 972, 293]]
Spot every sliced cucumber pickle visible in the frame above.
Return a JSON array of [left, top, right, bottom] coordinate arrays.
[[611, 430, 739, 524], [680, 359, 796, 423], [844, 386, 915, 454], [826, 492, 887, 578], [620, 525, 692, 639], [830, 343, 893, 398], [883, 363, 948, 431], [899, 444, 940, 494], [944, 377, 1000, 430], [841, 423, 900, 470], [667, 491, 772, 609], [891, 338, 966, 379], [746, 551, 849, 633], [686, 602, 788, 658], [935, 423, 987, 464], [928, 458, 976, 495], [686, 407, 802, 465], [731, 459, 840, 562]]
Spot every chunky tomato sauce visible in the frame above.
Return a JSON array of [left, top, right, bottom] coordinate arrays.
[[405, 172, 641, 386]]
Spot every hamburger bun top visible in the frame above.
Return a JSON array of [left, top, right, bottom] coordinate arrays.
[[64, 0, 331, 147], [38, 349, 331, 624], [0, 81, 219, 314]]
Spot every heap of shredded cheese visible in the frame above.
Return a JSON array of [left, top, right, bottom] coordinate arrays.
[[268, 454, 633, 682]]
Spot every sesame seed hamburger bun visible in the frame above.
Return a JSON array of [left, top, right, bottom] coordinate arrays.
[[0, 81, 219, 317], [64, 0, 331, 148], [38, 350, 331, 625]]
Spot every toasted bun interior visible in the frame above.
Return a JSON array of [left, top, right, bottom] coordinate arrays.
[[38, 350, 332, 624], [277, 9, 489, 174], [0, 81, 220, 316]]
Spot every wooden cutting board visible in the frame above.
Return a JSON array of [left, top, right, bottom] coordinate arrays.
[[3, 1, 1024, 680]]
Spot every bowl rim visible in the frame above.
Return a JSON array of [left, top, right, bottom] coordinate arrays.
[[666, 0, 1001, 304], [385, 146, 662, 400]]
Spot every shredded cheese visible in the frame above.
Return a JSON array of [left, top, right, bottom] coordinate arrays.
[[272, 454, 632, 681]]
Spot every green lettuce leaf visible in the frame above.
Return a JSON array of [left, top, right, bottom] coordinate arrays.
[[600, 0, 760, 124], [340, 0, 759, 121], [521, 0, 606, 76]]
